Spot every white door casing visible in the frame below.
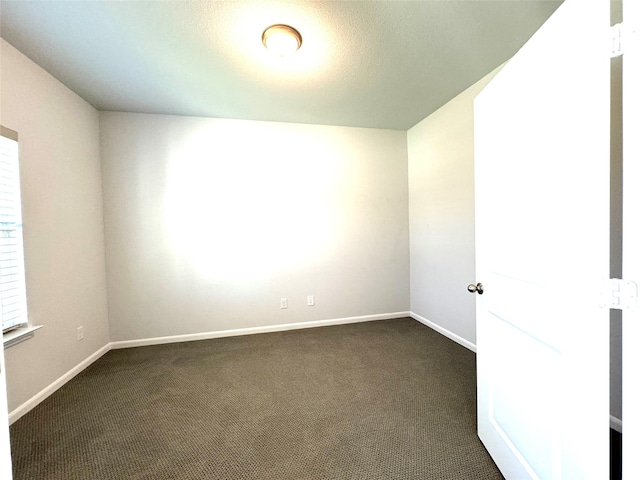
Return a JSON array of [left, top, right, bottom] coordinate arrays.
[[474, 0, 610, 478], [622, 0, 640, 478]]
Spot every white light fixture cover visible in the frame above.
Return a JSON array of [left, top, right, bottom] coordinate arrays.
[[262, 24, 302, 57]]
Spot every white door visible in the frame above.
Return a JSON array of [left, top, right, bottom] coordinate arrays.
[[0, 347, 12, 479], [623, 0, 640, 478], [474, 0, 610, 478]]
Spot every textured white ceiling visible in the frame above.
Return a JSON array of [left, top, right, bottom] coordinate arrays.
[[0, 1, 562, 130]]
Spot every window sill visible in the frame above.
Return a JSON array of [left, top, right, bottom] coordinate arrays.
[[3, 325, 43, 349]]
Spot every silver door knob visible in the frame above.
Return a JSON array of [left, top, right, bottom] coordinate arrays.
[[467, 283, 484, 295]]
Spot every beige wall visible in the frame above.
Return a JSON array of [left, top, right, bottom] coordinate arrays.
[[100, 112, 409, 341], [407, 66, 502, 346], [0, 39, 110, 412]]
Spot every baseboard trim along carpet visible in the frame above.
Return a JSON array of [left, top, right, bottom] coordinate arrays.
[[9, 312, 410, 423], [410, 312, 477, 353], [109, 312, 411, 349], [8, 313, 623, 443], [9, 318, 504, 479], [9, 343, 111, 425]]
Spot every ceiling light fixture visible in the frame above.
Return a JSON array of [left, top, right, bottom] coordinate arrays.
[[262, 24, 302, 57]]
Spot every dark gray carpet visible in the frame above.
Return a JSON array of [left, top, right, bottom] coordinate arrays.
[[10, 318, 503, 479]]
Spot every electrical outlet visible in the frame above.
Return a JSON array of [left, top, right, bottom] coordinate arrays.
[[307, 295, 315, 306], [280, 298, 288, 309], [77, 326, 84, 341]]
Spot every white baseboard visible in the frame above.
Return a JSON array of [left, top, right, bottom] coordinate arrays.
[[409, 311, 477, 353], [611, 415, 623, 433], [110, 311, 412, 349], [8, 315, 622, 440], [7, 313, 410, 423], [9, 343, 111, 425]]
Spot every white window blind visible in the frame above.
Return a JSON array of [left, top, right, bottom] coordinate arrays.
[[0, 128, 28, 334]]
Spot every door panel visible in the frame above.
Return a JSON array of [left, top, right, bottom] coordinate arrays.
[[474, 0, 610, 478], [486, 273, 563, 350], [490, 318, 560, 480]]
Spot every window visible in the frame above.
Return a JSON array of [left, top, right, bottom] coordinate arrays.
[[0, 126, 28, 335]]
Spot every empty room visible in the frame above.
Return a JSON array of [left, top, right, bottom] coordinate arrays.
[[1, 1, 637, 479]]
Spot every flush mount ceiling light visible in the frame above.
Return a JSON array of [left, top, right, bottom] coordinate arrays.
[[262, 24, 302, 57]]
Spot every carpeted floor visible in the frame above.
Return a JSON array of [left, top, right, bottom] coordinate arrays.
[[9, 318, 503, 479]]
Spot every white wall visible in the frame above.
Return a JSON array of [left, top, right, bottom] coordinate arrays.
[[100, 112, 409, 342], [0, 39, 110, 413], [407, 66, 502, 346]]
